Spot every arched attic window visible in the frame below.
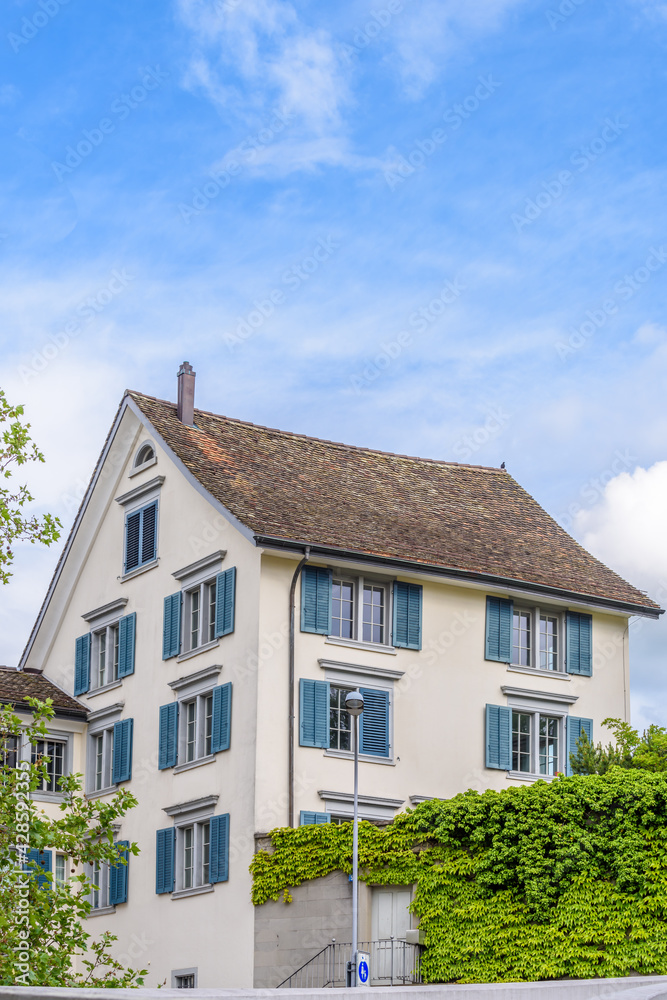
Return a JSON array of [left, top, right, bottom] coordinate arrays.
[[132, 442, 156, 473]]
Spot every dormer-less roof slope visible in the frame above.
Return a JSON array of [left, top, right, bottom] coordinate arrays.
[[0, 667, 86, 719], [130, 392, 661, 618]]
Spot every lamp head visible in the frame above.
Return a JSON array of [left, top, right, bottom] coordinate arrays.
[[345, 689, 364, 716]]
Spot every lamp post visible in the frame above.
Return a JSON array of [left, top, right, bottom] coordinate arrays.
[[345, 689, 364, 986]]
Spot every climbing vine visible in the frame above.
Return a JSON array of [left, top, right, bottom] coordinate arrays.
[[251, 769, 667, 983]]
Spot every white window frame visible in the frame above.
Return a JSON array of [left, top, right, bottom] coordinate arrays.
[[87, 704, 123, 795], [320, 660, 399, 766], [511, 605, 564, 673], [179, 692, 215, 764], [503, 687, 578, 781], [182, 578, 218, 654], [176, 819, 211, 891], [55, 853, 67, 886], [88, 857, 111, 911], [510, 708, 564, 777], [115, 476, 164, 581], [172, 968, 198, 988], [30, 731, 72, 800], [130, 440, 157, 476], [91, 621, 120, 691], [329, 574, 392, 649], [169, 666, 223, 772]]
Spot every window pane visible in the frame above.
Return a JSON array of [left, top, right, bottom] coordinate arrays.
[[92, 860, 101, 908], [111, 624, 119, 681], [539, 616, 559, 671], [204, 696, 213, 757], [190, 589, 200, 649], [208, 581, 217, 642], [98, 631, 106, 687], [186, 702, 196, 762], [202, 821, 210, 885], [55, 854, 66, 885], [183, 827, 193, 889], [362, 586, 384, 644], [512, 712, 532, 772], [512, 611, 531, 666], [332, 580, 354, 639], [95, 734, 104, 790], [539, 715, 559, 775], [1, 734, 18, 769], [329, 686, 352, 751], [32, 740, 65, 792]]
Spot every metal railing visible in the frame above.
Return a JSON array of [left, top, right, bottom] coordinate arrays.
[[277, 938, 422, 988]]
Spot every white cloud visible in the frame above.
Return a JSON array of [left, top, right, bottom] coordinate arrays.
[[573, 461, 667, 594], [176, 0, 352, 172]]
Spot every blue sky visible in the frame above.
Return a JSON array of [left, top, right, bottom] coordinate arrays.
[[1, 0, 666, 729]]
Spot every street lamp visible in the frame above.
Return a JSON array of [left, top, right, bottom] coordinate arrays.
[[345, 689, 364, 987]]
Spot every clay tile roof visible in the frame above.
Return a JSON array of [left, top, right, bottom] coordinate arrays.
[[0, 667, 86, 718], [129, 391, 661, 617]]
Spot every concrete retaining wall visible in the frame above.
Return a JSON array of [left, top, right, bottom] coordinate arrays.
[[2, 976, 667, 1000]]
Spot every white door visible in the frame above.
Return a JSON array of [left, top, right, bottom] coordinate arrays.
[[371, 888, 412, 982]]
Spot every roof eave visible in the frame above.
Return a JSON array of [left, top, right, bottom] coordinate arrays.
[[253, 534, 664, 620]]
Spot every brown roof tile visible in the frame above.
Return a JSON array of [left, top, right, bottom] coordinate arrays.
[[0, 667, 86, 718], [131, 391, 661, 616]]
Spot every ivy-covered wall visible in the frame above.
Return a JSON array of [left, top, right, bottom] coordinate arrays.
[[251, 770, 667, 984]]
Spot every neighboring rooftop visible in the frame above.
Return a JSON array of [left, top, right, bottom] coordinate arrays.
[[0, 666, 86, 718], [129, 391, 661, 617]]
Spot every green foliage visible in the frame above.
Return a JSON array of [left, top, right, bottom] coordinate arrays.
[[0, 389, 61, 585], [571, 717, 667, 774], [0, 698, 145, 987], [251, 770, 667, 983]]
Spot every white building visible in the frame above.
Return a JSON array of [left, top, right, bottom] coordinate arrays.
[[18, 363, 662, 987]]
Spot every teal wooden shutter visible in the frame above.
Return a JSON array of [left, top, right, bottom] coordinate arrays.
[[141, 501, 157, 564], [112, 719, 133, 783], [215, 567, 236, 638], [155, 828, 175, 894], [485, 597, 513, 662], [300, 567, 332, 634], [158, 703, 178, 769], [26, 849, 52, 890], [566, 612, 593, 676], [118, 613, 136, 678], [210, 813, 229, 884], [486, 704, 512, 769], [109, 841, 129, 905], [392, 582, 422, 649], [299, 679, 330, 747], [210, 683, 232, 753], [74, 633, 91, 696], [162, 593, 181, 659], [359, 687, 390, 757], [567, 716, 593, 775], [300, 811, 331, 825], [125, 510, 141, 571]]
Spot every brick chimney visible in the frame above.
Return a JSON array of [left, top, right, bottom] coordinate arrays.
[[177, 361, 196, 425]]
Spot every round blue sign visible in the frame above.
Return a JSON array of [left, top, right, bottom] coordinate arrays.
[[358, 960, 369, 984]]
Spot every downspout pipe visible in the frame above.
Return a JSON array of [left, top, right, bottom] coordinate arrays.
[[288, 546, 310, 828]]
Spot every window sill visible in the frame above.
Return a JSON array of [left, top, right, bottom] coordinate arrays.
[[87, 905, 116, 918], [177, 639, 220, 663], [506, 665, 570, 681], [324, 749, 395, 767], [174, 755, 215, 774], [171, 884, 214, 900], [31, 791, 66, 803], [120, 559, 159, 583], [86, 785, 119, 800], [324, 637, 397, 656], [87, 679, 123, 698], [506, 770, 558, 784], [129, 457, 157, 478]]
